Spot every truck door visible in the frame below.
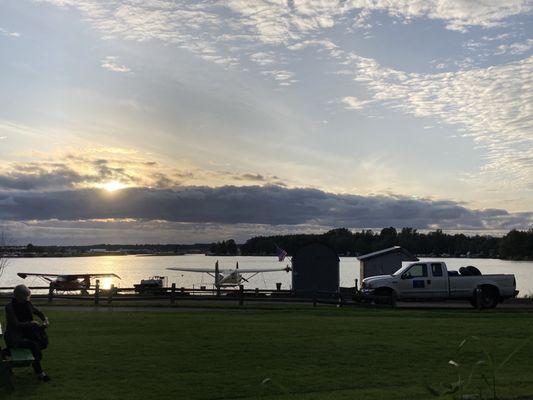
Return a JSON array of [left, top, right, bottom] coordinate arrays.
[[429, 263, 448, 298], [398, 263, 432, 298]]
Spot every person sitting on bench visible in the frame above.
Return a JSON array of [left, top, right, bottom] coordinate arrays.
[[4, 285, 50, 382]]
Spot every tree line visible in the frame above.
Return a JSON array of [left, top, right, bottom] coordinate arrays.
[[238, 228, 533, 260], [3, 228, 531, 260]]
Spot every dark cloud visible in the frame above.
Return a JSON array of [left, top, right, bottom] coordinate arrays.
[[0, 185, 531, 231], [0, 161, 141, 191], [235, 173, 286, 186], [0, 164, 89, 190], [90, 159, 137, 182], [237, 173, 266, 181], [0, 161, 288, 191]]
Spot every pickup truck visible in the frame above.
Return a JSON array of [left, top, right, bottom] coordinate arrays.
[[361, 261, 518, 308]]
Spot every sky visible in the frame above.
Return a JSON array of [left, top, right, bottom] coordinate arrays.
[[0, 0, 532, 245]]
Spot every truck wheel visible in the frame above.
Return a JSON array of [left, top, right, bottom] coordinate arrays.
[[374, 288, 394, 305], [471, 287, 499, 309]]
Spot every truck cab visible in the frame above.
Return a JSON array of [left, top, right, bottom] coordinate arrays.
[[394, 261, 449, 299]]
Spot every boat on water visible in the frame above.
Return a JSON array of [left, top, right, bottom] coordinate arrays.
[[133, 276, 167, 293]]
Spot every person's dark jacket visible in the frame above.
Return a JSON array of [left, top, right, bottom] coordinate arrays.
[[4, 299, 46, 347]]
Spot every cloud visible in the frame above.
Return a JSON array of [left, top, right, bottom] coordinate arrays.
[[0, 218, 328, 245], [333, 50, 533, 189], [494, 39, 533, 55], [0, 148, 289, 191], [0, 28, 20, 38], [0, 185, 531, 232], [20, 1, 533, 199], [0, 163, 89, 190], [249, 51, 278, 66], [100, 56, 130, 73], [260, 69, 296, 85], [225, 0, 532, 42], [40, 0, 532, 87], [287, 40, 338, 51], [341, 96, 371, 110], [349, 0, 532, 32]]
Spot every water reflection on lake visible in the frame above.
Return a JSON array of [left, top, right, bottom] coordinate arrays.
[[2, 255, 532, 296]]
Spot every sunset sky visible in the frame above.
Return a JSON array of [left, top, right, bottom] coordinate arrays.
[[1, 0, 532, 244]]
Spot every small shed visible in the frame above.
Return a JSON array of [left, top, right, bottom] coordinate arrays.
[[358, 246, 418, 279], [292, 243, 339, 294]]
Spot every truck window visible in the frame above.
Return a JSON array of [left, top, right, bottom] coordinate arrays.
[[402, 264, 428, 279], [431, 263, 443, 277]]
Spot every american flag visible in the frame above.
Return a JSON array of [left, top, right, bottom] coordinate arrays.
[[275, 245, 288, 262]]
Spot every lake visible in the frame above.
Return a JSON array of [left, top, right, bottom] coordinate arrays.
[[1, 255, 532, 296]]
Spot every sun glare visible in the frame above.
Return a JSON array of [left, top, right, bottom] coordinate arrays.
[[99, 181, 128, 192], [100, 277, 113, 290]]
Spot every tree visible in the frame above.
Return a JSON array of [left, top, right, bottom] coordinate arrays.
[[379, 227, 398, 249], [209, 239, 238, 255], [0, 231, 9, 281]]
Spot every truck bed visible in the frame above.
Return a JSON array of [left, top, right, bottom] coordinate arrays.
[[448, 274, 516, 299]]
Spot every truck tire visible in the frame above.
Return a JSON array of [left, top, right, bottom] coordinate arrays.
[[471, 286, 499, 309], [374, 288, 395, 305], [466, 266, 481, 276]]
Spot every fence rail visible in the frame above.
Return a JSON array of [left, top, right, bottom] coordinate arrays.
[[0, 284, 396, 308]]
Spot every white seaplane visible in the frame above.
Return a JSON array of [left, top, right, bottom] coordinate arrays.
[[167, 261, 291, 289]]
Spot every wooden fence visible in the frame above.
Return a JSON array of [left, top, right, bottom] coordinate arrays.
[[0, 284, 397, 308]]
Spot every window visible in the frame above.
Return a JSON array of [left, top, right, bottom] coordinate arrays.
[[402, 264, 428, 279], [431, 263, 443, 277]]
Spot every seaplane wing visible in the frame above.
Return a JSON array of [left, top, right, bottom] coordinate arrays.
[[17, 272, 61, 279], [77, 273, 121, 279], [234, 267, 291, 273], [17, 272, 120, 279], [166, 267, 215, 273], [167, 266, 290, 274], [17, 272, 62, 279]]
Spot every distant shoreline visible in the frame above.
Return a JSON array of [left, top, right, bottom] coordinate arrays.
[[5, 253, 532, 261]]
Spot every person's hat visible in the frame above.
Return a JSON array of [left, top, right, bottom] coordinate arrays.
[[13, 284, 31, 300]]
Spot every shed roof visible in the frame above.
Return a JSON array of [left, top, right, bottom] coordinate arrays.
[[357, 246, 418, 262]]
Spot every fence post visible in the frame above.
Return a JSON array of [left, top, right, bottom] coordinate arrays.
[[239, 285, 244, 306], [313, 291, 317, 307], [107, 284, 114, 305], [171, 283, 176, 304], [95, 280, 100, 305], [48, 286, 54, 303]]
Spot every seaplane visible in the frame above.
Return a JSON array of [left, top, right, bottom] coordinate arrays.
[[17, 272, 121, 294], [167, 261, 291, 289]]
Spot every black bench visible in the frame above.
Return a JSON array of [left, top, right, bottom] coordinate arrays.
[[0, 322, 35, 390]]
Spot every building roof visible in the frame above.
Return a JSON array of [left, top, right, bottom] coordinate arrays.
[[357, 246, 418, 262]]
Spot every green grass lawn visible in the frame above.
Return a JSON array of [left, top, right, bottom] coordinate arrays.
[[1, 307, 533, 400]]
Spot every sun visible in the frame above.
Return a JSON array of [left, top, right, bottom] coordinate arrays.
[[99, 181, 128, 192]]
